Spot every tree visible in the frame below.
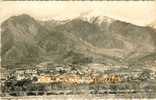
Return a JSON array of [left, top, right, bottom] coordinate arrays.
[[139, 71, 151, 81]]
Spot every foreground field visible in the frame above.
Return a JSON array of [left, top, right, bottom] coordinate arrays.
[[1, 93, 156, 100]]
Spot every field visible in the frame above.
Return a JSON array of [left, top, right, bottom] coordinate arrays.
[[1, 93, 156, 100]]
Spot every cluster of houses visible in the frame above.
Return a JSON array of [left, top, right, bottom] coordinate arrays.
[[35, 73, 122, 85], [34, 63, 123, 84], [1, 63, 156, 86], [1, 63, 123, 85], [1, 63, 156, 97]]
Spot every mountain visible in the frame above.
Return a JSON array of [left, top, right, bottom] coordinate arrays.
[[1, 14, 45, 65], [1, 14, 156, 68], [56, 17, 156, 58]]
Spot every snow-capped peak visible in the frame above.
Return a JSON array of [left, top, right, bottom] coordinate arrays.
[[80, 15, 115, 25]]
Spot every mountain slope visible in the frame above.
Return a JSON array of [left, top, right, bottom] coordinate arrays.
[[1, 14, 45, 65], [55, 17, 156, 59], [1, 14, 156, 67]]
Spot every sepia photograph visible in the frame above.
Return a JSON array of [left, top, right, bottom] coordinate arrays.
[[0, 1, 156, 99]]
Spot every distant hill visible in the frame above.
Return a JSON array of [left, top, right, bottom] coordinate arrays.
[[1, 14, 156, 68]]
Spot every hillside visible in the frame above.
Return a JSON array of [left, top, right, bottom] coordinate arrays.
[[1, 14, 156, 68]]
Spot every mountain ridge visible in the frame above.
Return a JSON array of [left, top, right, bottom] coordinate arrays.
[[1, 14, 156, 68]]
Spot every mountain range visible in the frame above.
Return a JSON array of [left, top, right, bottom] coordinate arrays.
[[1, 14, 156, 69]]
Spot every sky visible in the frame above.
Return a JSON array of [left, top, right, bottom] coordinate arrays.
[[0, 1, 156, 26]]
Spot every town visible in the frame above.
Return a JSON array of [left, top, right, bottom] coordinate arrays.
[[1, 63, 156, 96]]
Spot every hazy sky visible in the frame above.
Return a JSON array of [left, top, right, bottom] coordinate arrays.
[[0, 1, 156, 26]]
